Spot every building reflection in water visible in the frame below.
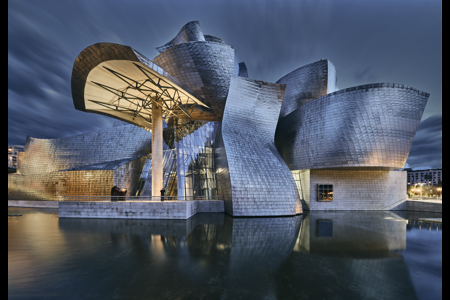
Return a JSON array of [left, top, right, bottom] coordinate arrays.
[[286, 211, 417, 300], [9, 208, 423, 299]]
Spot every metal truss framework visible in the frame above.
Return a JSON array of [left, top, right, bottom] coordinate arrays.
[[88, 63, 201, 124]]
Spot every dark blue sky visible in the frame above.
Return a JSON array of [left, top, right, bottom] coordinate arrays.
[[8, 0, 441, 169]]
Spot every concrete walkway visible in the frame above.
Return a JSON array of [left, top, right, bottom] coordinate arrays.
[[406, 199, 442, 213]]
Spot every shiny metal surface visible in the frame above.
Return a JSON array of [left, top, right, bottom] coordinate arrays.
[[238, 62, 248, 78], [156, 21, 205, 53], [152, 22, 235, 121], [13, 21, 431, 214], [216, 76, 302, 216], [8, 124, 151, 200], [137, 120, 219, 200], [277, 59, 336, 118], [276, 83, 429, 170]]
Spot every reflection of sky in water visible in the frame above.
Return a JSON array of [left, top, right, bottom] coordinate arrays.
[[8, 208, 441, 299], [404, 226, 442, 300]]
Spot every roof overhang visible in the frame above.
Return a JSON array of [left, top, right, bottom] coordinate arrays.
[[71, 43, 209, 129]]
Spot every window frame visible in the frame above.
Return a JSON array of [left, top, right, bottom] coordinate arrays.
[[317, 184, 333, 202]]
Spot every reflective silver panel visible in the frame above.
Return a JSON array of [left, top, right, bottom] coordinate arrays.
[[156, 21, 205, 53], [152, 41, 235, 121], [217, 76, 302, 216], [13, 21, 431, 215], [276, 83, 429, 170], [277, 59, 336, 118], [137, 121, 219, 199], [8, 124, 151, 200], [238, 62, 248, 78]]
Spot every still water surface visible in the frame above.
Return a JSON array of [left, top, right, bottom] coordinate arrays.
[[8, 208, 441, 300]]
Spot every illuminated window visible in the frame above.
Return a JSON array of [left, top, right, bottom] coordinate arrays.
[[317, 184, 333, 201]]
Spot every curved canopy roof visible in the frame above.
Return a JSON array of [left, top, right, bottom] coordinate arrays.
[[71, 43, 209, 129]]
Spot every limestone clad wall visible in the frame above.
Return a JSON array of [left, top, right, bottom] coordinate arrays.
[[294, 168, 407, 210]]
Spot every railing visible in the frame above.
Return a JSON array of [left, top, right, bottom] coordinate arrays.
[[63, 195, 223, 202]]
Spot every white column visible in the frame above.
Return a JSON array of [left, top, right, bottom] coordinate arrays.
[[152, 103, 163, 199]]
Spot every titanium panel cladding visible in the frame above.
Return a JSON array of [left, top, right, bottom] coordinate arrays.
[[152, 23, 235, 121], [18, 124, 151, 175], [217, 76, 302, 216], [277, 59, 337, 118], [8, 124, 151, 200], [156, 21, 206, 53], [275, 83, 429, 170]]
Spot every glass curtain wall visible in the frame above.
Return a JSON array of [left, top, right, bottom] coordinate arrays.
[[291, 171, 304, 200], [135, 146, 177, 197], [176, 121, 219, 200], [136, 121, 219, 200]]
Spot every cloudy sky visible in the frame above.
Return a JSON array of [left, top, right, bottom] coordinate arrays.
[[8, 0, 441, 169]]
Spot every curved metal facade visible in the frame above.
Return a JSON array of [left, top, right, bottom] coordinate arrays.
[[156, 21, 205, 53], [8, 124, 151, 200], [275, 83, 429, 170], [152, 30, 235, 121], [277, 59, 336, 118], [18, 125, 151, 175], [11, 21, 428, 214], [216, 76, 302, 216]]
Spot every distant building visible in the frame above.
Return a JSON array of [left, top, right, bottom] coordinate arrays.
[[405, 168, 442, 185], [8, 145, 24, 169]]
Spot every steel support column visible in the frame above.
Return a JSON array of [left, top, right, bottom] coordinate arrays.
[[152, 103, 163, 199]]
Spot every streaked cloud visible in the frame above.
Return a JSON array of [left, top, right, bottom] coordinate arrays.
[[8, 0, 441, 168]]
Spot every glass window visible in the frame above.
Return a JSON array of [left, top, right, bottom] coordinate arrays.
[[317, 184, 333, 201]]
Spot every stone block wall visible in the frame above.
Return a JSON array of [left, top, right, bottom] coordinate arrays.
[[59, 200, 224, 219], [294, 168, 407, 210]]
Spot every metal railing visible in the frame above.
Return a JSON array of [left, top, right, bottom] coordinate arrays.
[[63, 195, 223, 202]]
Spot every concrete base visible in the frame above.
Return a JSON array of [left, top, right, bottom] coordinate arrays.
[[58, 200, 224, 219], [406, 200, 442, 213], [8, 200, 59, 208]]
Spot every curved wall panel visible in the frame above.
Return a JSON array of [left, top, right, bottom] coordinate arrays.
[[156, 21, 205, 53], [277, 59, 336, 118], [152, 41, 235, 121], [18, 124, 151, 175], [204, 35, 225, 44], [216, 76, 302, 216], [275, 83, 429, 170]]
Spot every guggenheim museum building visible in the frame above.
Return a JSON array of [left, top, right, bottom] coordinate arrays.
[[8, 21, 429, 216]]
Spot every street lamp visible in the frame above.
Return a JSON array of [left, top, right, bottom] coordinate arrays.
[[437, 187, 442, 198], [419, 183, 424, 200]]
